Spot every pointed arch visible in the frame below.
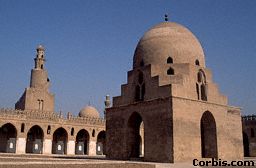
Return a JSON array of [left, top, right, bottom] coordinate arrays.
[[197, 70, 207, 101], [243, 132, 249, 157], [0, 123, 17, 153], [75, 129, 90, 155], [96, 131, 106, 155], [127, 112, 143, 158], [52, 127, 68, 154], [135, 71, 145, 102], [167, 67, 174, 75], [26, 125, 44, 154], [167, 57, 173, 64], [201, 111, 218, 158], [195, 59, 200, 66], [138, 72, 144, 84]]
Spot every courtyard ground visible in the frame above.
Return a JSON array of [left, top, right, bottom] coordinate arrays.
[[0, 154, 254, 168]]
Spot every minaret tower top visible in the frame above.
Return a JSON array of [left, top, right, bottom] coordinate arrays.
[[30, 45, 49, 89], [34, 44, 46, 69]]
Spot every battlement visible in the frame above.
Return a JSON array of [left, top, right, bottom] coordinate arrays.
[[242, 115, 256, 121], [0, 108, 105, 126]]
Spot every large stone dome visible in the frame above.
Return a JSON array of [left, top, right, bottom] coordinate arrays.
[[133, 22, 205, 70], [78, 106, 100, 118]]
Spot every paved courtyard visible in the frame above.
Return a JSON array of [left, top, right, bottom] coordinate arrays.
[[0, 154, 255, 168]]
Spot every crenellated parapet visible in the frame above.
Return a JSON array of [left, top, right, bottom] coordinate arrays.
[[0, 108, 105, 126], [242, 115, 256, 121]]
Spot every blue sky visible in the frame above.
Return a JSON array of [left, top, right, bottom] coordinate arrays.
[[0, 0, 255, 116]]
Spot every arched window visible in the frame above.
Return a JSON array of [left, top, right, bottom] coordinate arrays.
[[135, 85, 141, 101], [92, 129, 95, 137], [201, 84, 207, 101], [196, 83, 200, 100], [135, 72, 145, 102], [197, 72, 202, 83], [47, 125, 51, 134], [141, 84, 145, 100], [167, 57, 173, 64], [196, 70, 207, 101], [195, 59, 200, 66], [167, 67, 174, 75], [138, 72, 144, 84], [71, 128, 74, 136], [251, 128, 255, 138], [21, 123, 25, 133]]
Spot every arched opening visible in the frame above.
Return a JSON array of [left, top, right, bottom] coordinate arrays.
[[251, 128, 255, 138], [47, 125, 51, 134], [196, 83, 200, 100], [92, 129, 95, 137], [201, 84, 207, 101], [167, 67, 174, 75], [138, 72, 144, 84], [52, 127, 68, 154], [0, 123, 17, 153], [21, 123, 25, 133], [201, 111, 218, 158], [197, 70, 207, 101], [135, 72, 145, 102], [71, 128, 74, 136], [139, 122, 144, 157], [195, 59, 200, 66], [127, 112, 144, 159], [75, 129, 90, 155], [135, 85, 140, 101], [96, 131, 106, 155], [243, 132, 250, 157], [167, 57, 173, 64], [26, 125, 44, 154]]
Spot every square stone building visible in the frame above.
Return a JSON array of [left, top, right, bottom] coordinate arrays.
[[242, 115, 256, 157], [106, 20, 243, 163]]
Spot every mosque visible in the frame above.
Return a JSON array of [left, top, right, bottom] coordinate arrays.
[[0, 45, 106, 156], [0, 17, 252, 163]]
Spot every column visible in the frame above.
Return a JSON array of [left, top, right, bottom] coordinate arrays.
[[43, 139, 52, 154], [89, 140, 96, 156], [16, 138, 26, 154], [67, 140, 75, 155]]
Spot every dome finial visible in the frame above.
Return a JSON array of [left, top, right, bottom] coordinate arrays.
[[164, 14, 169, 22]]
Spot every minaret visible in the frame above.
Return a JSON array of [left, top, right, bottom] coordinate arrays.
[[34, 45, 45, 70], [30, 45, 49, 90], [104, 95, 111, 119], [15, 45, 54, 112]]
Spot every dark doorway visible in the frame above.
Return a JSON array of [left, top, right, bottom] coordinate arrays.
[[201, 111, 218, 158], [26, 125, 44, 154], [0, 123, 17, 153], [75, 129, 89, 155], [96, 131, 106, 155], [127, 112, 143, 158], [243, 132, 250, 157], [52, 128, 68, 154]]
